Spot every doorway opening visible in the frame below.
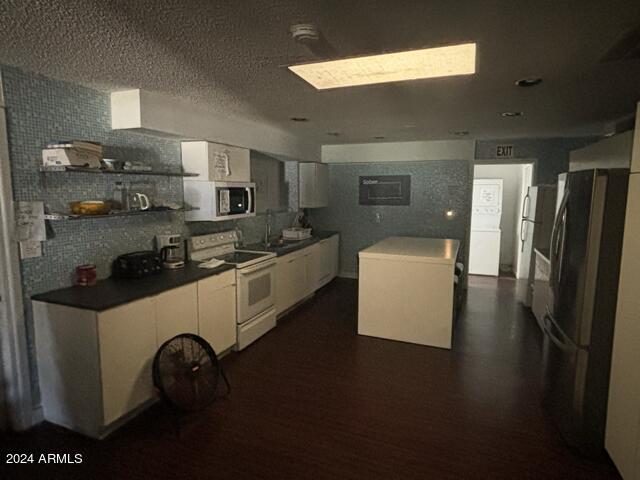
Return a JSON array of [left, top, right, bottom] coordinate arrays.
[[469, 162, 535, 282]]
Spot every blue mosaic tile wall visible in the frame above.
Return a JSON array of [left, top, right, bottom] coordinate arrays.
[[308, 160, 471, 277], [1, 66, 297, 402]]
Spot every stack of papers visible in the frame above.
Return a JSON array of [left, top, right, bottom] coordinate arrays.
[[42, 140, 103, 168]]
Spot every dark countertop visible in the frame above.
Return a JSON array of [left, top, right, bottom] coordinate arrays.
[[244, 230, 339, 257], [31, 262, 235, 312]]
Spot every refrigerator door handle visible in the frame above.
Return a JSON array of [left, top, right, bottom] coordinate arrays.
[[556, 209, 568, 285], [550, 188, 570, 294], [544, 307, 578, 353], [521, 192, 531, 220], [520, 218, 527, 251]]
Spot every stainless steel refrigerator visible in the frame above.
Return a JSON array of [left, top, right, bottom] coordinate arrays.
[[519, 185, 557, 306], [542, 168, 629, 457]]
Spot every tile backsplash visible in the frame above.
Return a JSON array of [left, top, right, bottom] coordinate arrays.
[[308, 160, 471, 278], [1, 66, 297, 402]]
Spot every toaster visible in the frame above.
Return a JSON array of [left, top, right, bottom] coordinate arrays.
[[112, 251, 162, 279]]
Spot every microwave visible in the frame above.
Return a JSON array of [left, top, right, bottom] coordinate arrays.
[[184, 181, 256, 221]]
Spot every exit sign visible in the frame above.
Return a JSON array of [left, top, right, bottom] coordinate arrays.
[[496, 144, 514, 158]]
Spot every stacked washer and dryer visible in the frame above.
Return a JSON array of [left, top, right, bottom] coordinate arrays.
[[469, 179, 503, 276]]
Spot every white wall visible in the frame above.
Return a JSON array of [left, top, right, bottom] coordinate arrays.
[[473, 164, 524, 271], [321, 140, 475, 163], [111, 89, 319, 163]]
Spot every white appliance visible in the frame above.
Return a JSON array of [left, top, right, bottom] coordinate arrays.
[[469, 179, 503, 276], [519, 185, 557, 306], [184, 181, 256, 222], [188, 231, 276, 350], [555, 172, 567, 215]]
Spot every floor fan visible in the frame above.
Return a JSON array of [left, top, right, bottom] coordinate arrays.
[[153, 333, 230, 434]]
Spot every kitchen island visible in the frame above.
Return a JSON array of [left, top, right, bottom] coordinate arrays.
[[358, 237, 460, 349]]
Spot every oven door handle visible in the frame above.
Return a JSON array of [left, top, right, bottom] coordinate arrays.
[[238, 259, 276, 275]]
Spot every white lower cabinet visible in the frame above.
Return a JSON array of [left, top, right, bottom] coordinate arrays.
[[156, 283, 199, 346], [276, 249, 306, 314], [275, 234, 340, 315], [33, 271, 237, 438], [303, 243, 320, 297], [198, 269, 237, 354], [98, 299, 157, 426], [34, 298, 158, 438], [314, 234, 340, 289]]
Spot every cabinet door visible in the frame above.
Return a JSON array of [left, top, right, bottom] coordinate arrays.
[[198, 271, 237, 354], [315, 239, 332, 288], [276, 252, 306, 313], [98, 298, 157, 425], [156, 283, 199, 346], [303, 244, 320, 297], [275, 257, 292, 314], [209, 143, 250, 182]]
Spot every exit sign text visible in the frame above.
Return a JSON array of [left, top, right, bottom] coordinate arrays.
[[496, 144, 514, 158]]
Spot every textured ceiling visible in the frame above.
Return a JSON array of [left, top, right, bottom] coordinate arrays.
[[1, 0, 640, 147]]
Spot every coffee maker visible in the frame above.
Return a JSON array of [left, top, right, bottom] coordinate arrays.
[[155, 234, 185, 269]]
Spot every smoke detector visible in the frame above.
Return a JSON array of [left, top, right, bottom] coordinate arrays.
[[290, 24, 320, 44]]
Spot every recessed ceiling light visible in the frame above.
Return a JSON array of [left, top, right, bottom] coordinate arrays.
[[373, 135, 386, 140], [515, 77, 542, 87], [501, 111, 523, 117], [288, 42, 476, 90], [326, 132, 340, 137], [290, 117, 309, 122]]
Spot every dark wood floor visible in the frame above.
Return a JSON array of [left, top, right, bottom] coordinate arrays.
[[4, 276, 620, 479]]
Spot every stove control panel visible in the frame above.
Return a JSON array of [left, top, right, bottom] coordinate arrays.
[[190, 230, 238, 249]]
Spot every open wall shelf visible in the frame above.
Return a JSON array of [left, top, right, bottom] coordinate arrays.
[[44, 207, 197, 221], [39, 165, 199, 177]]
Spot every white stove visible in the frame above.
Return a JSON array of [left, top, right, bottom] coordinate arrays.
[[188, 231, 275, 268], [188, 231, 277, 351]]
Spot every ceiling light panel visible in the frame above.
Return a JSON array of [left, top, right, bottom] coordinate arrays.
[[288, 43, 476, 90]]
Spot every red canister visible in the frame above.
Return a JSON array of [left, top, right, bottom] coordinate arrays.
[[75, 264, 97, 287]]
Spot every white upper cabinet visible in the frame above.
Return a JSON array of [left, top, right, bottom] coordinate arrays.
[[299, 163, 328, 208], [181, 141, 250, 182]]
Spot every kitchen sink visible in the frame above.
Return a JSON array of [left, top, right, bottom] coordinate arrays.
[[246, 237, 317, 254]]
